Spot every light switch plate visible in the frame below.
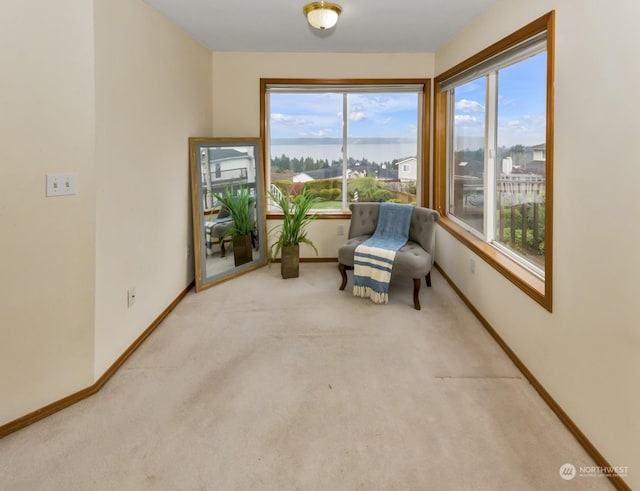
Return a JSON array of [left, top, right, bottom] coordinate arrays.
[[46, 173, 76, 197]]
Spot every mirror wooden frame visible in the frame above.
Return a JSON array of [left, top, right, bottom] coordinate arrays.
[[189, 137, 267, 292]]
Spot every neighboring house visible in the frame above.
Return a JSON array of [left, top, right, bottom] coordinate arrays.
[[201, 148, 256, 209], [294, 168, 341, 180], [513, 143, 547, 176], [531, 143, 546, 162], [524, 144, 546, 176], [346, 167, 367, 178], [294, 166, 400, 183], [292, 172, 314, 183], [396, 157, 418, 182], [203, 148, 255, 184], [507, 144, 546, 176]]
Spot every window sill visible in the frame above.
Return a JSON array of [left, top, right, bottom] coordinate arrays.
[[437, 216, 551, 312], [266, 211, 351, 220]]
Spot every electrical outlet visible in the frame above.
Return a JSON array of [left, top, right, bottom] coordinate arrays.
[[186, 245, 192, 259], [470, 258, 476, 274], [127, 287, 136, 308], [337, 224, 345, 236]]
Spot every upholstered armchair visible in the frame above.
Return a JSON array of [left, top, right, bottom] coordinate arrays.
[[208, 205, 234, 257], [338, 203, 440, 310]]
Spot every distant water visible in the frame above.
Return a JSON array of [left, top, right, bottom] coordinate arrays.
[[270, 143, 417, 164]]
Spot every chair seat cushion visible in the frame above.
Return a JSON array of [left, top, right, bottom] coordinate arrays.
[[338, 235, 433, 278]]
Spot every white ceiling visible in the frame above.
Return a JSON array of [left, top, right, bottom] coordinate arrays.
[[144, 0, 497, 53]]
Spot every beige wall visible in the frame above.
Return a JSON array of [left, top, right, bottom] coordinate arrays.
[[211, 52, 434, 257], [0, 0, 96, 425], [0, 0, 212, 427], [94, 0, 212, 375], [435, 1, 640, 487]]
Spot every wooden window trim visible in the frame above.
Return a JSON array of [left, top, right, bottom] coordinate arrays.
[[260, 78, 432, 215], [433, 11, 555, 312], [266, 212, 351, 220]]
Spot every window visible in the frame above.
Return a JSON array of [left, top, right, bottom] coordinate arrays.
[[261, 80, 430, 212], [434, 12, 554, 311]]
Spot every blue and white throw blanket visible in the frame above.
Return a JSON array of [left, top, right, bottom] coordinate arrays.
[[353, 203, 413, 304]]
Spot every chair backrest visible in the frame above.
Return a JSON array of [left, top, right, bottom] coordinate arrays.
[[348, 203, 440, 258], [217, 205, 231, 220], [347, 203, 380, 237]]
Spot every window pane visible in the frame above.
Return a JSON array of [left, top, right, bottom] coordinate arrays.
[[269, 92, 343, 209], [267, 88, 421, 211], [495, 52, 546, 271], [451, 78, 486, 233], [346, 93, 418, 205]]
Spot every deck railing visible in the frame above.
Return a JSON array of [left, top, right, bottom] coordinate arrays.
[[497, 175, 545, 260], [455, 174, 546, 264]]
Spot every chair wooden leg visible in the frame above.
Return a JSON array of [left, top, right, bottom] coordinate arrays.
[[338, 263, 348, 290], [426, 271, 432, 287], [220, 240, 226, 258], [413, 278, 421, 310]]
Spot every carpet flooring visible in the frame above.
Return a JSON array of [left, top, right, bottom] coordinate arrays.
[[0, 264, 613, 490]]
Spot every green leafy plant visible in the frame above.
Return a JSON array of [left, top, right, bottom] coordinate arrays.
[[213, 186, 253, 238], [347, 176, 392, 201], [268, 188, 319, 260]]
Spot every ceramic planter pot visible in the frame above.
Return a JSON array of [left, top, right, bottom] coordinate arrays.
[[280, 244, 300, 278], [232, 234, 253, 267]]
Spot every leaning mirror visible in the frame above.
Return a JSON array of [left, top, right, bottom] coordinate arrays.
[[189, 137, 266, 291]]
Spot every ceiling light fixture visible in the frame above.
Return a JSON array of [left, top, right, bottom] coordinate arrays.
[[303, 2, 343, 30]]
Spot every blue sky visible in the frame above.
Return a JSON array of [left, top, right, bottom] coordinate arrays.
[[269, 92, 419, 140], [454, 52, 547, 148], [269, 53, 545, 147]]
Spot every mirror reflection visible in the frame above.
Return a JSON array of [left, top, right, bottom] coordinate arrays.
[[189, 137, 266, 291]]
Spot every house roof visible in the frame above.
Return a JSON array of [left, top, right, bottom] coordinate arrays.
[[293, 165, 399, 181], [210, 148, 249, 162], [395, 157, 417, 165], [301, 168, 342, 180]]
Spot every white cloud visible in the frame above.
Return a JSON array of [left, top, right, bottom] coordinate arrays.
[[299, 129, 334, 137], [271, 113, 311, 126], [455, 114, 481, 125], [455, 99, 485, 113], [498, 114, 546, 146], [350, 93, 416, 113], [338, 110, 369, 122], [272, 92, 419, 138], [498, 95, 515, 108]]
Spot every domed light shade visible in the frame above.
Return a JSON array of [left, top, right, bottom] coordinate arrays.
[[303, 2, 343, 30]]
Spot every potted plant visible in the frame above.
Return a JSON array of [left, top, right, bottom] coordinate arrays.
[[213, 186, 254, 266], [268, 187, 319, 278]]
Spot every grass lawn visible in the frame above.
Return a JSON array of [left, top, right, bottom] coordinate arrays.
[[314, 200, 343, 209]]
